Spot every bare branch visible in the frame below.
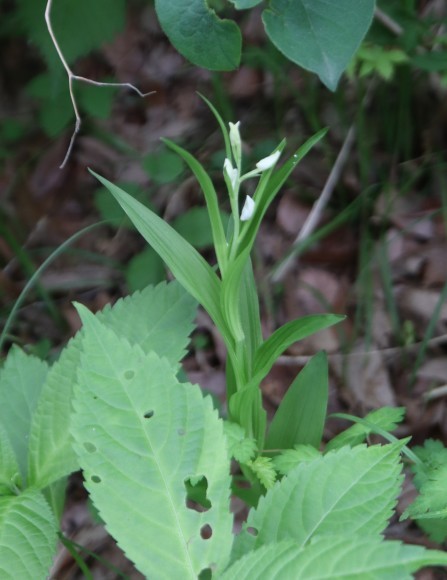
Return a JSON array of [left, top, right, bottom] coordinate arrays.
[[45, 0, 154, 169]]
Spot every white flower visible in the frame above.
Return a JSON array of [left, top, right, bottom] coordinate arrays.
[[240, 195, 255, 221], [256, 150, 281, 171], [229, 121, 242, 168], [224, 158, 238, 191]]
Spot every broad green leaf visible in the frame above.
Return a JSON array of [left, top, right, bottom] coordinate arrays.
[[239, 260, 263, 373], [0, 424, 20, 495], [0, 347, 48, 480], [262, 0, 375, 90], [90, 171, 231, 345], [173, 207, 227, 249], [126, 247, 166, 291], [17, 0, 125, 70], [326, 407, 406, 452], [28, 282, 196, 489], [0, 489, 57, 579], [266, 352, 328, 450], [252, 314, 343, 384], [272, 445, 321, 476], [222, 536, 447, 579], [162, 138, 228, 272], [142, 149, 184, 185], [233, 443, 404, 559], [71, 308, 233, 578], [154, 0, 241, 71], [96, 281, 197, 369]]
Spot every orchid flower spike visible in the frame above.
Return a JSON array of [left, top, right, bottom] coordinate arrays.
[[256, 150, 281, 172], [240, 195, 255, 221]]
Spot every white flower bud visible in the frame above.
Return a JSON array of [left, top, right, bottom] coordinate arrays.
[[229, 121, 242, 168], [256, 150, 281, 171], [240, 195, 255, 221], [224, 158, 239, 191]]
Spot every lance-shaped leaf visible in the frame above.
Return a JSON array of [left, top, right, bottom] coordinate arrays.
[[232, 443, 404, 560], [0, 424, 20, 495], [154, 0, 241, 70], [252, 314, 343, 385], [266, 352, 328, 451], [90, 171, 232, 346], [0, 489, 57, 579], [71, 307, 233, 578], [162, 138, 228, 274], [262, 0, 375, 90], [222, 536, 447, 579], [0, 347, 48, 481]]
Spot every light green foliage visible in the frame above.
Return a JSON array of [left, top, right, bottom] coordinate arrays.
[[224, 422, 257, 463], [126, 248, 166, 291], [272, 445, 321, 476], [348, 44, 408, 81], [233, 443, 404, 560], [222, 535, 447, 579], [154, 0, 241, 71], [0, 489, 58, 579], [71, 308, 233, 578], [173, 207, 230, 250], [142, 149, 184, 185], [266, 352, 328, 451], [0, 425, 21, 495], [403, 440, 447, 542], [0, 347, 49, 481], [246, 457, 276, 490], [326, 406, 406, 452], [17, 0, 125, 70]]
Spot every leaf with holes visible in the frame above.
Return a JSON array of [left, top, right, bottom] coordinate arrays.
[[232, 443, 404, 561], [71, 305, 233, 578], [0, 489, 58, 579]]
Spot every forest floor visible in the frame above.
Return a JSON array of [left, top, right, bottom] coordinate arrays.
[[1, 3, 447, 578]]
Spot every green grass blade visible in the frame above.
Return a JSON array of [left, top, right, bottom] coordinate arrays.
[[266, 352, 328, 451], [197, 93, 232, 160]]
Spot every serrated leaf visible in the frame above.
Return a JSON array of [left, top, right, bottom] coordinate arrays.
[[262, 0, 375, 90], [404, 464, 447, 520], [0, 347, 48, 480], [0, 424, 20, 495], [0, 489, 57, 579], [223, 422, 257, 463], [266, 352, 328, 450], [17, 0, 125, 70], [222, 535, 447, 579], [232, 443, 404, 560], [154, 0, 241, 71], [71, 307, 233, 578], [28, 282, 196, 490], [247, 456, 276, 490], [326, 407, 406, 452], [90, 172, 231, 345], [272, 445, 320, 476]]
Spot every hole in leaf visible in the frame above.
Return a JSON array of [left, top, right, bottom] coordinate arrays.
[[247, 526, 258, 537], [143, 410, 154, 419], [91, 475, 101, 484], [83, 442, 96, 453], [124, 370, 135, 380], [184, 476, 211, 512], [198, 568, 212, 579], [200, 524, 212, 540]]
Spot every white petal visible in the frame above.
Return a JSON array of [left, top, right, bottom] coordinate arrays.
[[256, 150, 281, 171], [224, 158, 238, 191], [229, 121, 242, 167], [240, 195, 255, 221]]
